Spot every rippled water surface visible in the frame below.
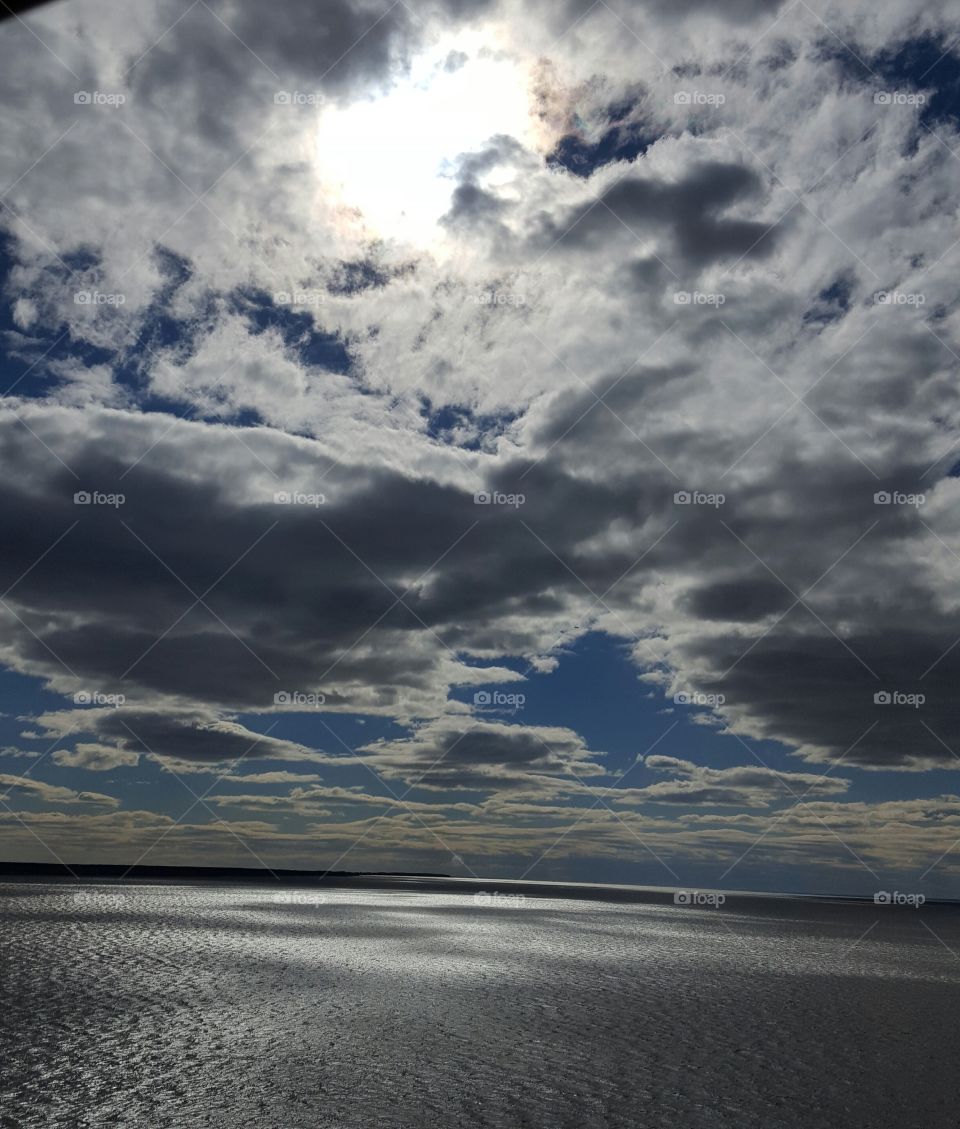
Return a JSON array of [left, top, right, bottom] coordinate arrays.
[[2, 882, 959, 1128]]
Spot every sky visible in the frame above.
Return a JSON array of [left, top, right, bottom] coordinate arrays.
[[0, 0, 959, 896]]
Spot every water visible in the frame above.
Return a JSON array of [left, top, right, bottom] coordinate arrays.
[[1, 882, 958, 1127]]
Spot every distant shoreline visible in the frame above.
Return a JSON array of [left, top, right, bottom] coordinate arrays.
[[1, 861, 957, 908], [0, 861, 450, 882]]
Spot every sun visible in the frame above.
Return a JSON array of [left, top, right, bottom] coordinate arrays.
[[315, 30, 535, 249]]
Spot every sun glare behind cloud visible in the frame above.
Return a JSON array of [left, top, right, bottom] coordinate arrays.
[[315, 33, 534, 247]]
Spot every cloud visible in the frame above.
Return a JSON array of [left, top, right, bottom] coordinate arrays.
[[629, 754, 851, 806], [0, 773, 119, 807], [120, 0, 499, 162], [52, 743, 141, 772], [530, 160, 780, 267], [0, 746, 41, 759], [2, 789, 960, 892], [35, 708, 341, 769], [557, 0, 786, 24], [359, 718, 608, 792], [222, 770, 325, 784]]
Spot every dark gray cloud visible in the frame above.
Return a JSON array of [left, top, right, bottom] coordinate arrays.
[[682, 620, 960, 771], [360, 718, 607, 791], [556, 0, 785, 25], [37, 707, 338, 769], [2, 387, 960, 775], [129, 0, 495, 153], [531, 161, 781, 268], [0, 407, 652, 717], [441, 135, 537, 237], [680, 579, 793, 622], [97, 711, 324, 764]]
